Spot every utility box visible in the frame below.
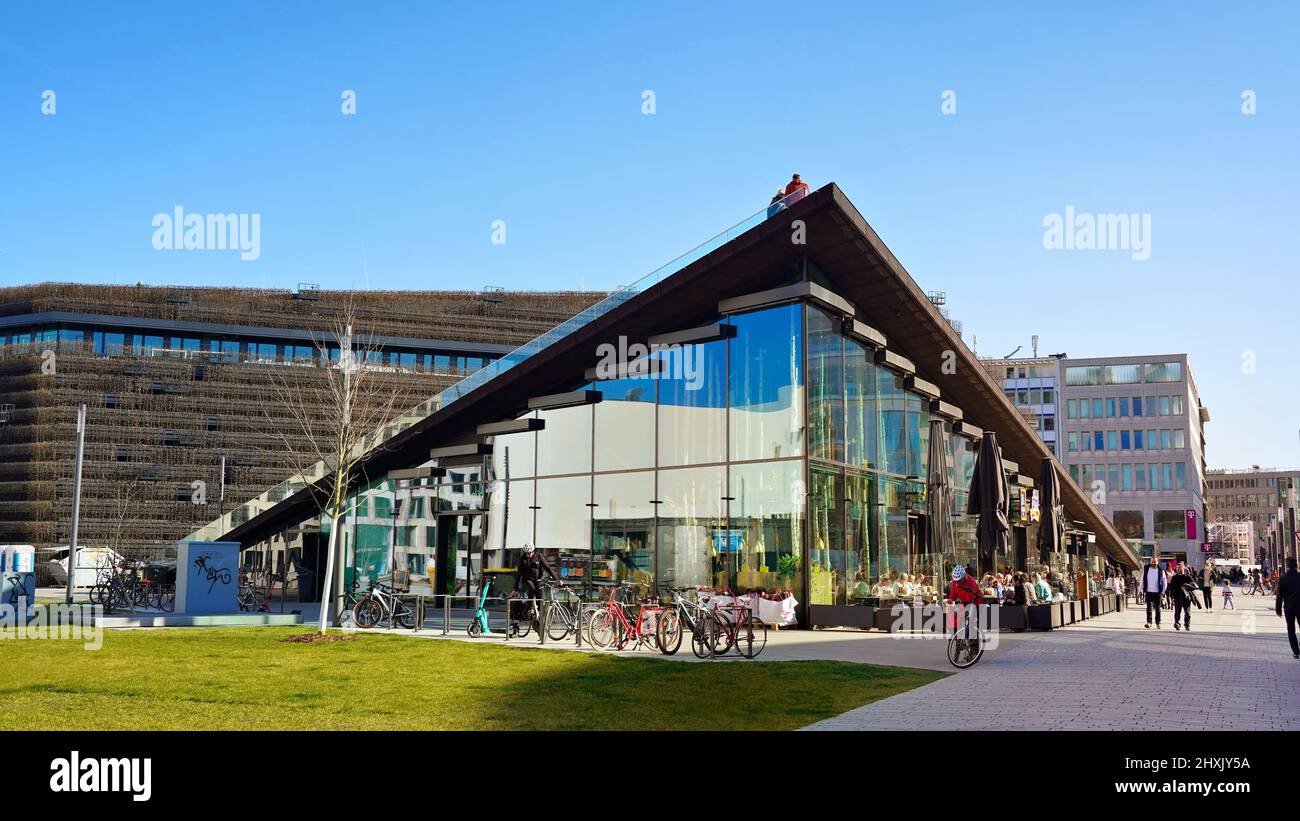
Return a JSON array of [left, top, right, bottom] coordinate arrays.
[[1, 545, 37, 614], [176, 542, 240, 614]]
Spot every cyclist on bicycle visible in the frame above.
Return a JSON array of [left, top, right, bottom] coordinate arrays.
[[514, 543, 560, 621], [948, 564, 983, 637]]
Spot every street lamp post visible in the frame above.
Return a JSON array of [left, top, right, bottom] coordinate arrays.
[[64, 404, 87, 606]]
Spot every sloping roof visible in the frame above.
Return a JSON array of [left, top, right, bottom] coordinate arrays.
[[222, 183, 1135, 567]]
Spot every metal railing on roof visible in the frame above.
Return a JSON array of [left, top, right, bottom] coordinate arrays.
[[180, 192, 793, 545]]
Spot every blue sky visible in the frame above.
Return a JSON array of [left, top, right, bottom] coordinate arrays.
[[2, 1, 1297, 470]]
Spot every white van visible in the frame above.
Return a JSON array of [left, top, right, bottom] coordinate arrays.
[[46, 546, 124, 588]]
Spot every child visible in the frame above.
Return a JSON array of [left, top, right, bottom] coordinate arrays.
[[1220, 576, 1234, 610]]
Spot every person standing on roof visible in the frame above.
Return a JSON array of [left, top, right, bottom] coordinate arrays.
[[783, 173, 810, 204]]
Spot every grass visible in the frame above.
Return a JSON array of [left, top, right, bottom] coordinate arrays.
[[0, 627, 946, 730]]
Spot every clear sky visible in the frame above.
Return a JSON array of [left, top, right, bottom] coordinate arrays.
[[2, 1, 1297, 470]]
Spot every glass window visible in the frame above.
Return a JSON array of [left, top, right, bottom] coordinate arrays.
[[729, 460, 803, 601], [809, 466, 844, 606], [806, 308, 844, 463], [1162, 463, 1173, 490], [1079, 399, 1090, 418], [536, 404, 593, 476], [1066, 366, 1101, 385], [491, 413, 536, 480], [1175, 462, 1187, 490], [844, 341, 878, 470], [1106, 431, 1117, 451], [1108, 464, 1120, 494], [1161, 430, 1171, 449], [594, 377, 655, 471], [1042, 389, 1054, 404], [1173, 429, 1185, 449], [534, 476, 591, 558], [1119, 397, 1129, 417], [1092, 398, 1104, 418], [1113, 510, 1145, 539], [1145, 362, 1182, 383], [1094, 432, 1104, 451], [1148, 429, 1159, 449], [1135, 464, 1147, 490], [486, 479, 533, 553], [1067, 399, 1078, 419], [1067, 432, 1078, 452], [1106, 363, 1141, 384], [878, 370, 908, 475], [729, 305, 804, 462], [1122, 463, 1133, 490], [1106, 398, 1116, 417], [592, 472, 655, 587], [657, 338, 726, 467], [1133, 396, 1143, 417], [657, 466, 723, 590], [1120, 430, 1131, 449], [1134, 430, 1144, 449], [1171, 394, 1185, 415], [1159, 396, 1171, 415], [1154, 510, 1185, 539]]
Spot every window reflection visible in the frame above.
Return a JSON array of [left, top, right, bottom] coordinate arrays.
[[807, 308, 844, 462], [592, 472, 655, 590], [657, 466, 722, 590], [657, 339, 726, 467], [729, 305, 804, 461], [594, 377, 655, 471], [728, 461, 803, 601]]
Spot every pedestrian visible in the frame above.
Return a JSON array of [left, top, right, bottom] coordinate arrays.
[[1275, 556, 1300, 660], [783, 173, 810, 204], [1220, 576, 1234, 610], [1142, 556, 1165, 629], [766, 187, 787, 218], [1169, 562, 1196, 631]]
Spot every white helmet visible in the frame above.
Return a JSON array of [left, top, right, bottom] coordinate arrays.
[[951, 564, 967, 582], [522, 543, 535, 553]]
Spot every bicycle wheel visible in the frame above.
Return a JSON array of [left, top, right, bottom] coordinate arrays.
[[546, 602, 573, 642], [734, 614, 768, 659], [947, 629, 984, 668], [394, 602, 416, 630], [352, 598, 382, 629], [711, 614, 735, 656], [586, 609, 619, 651], [87, 584, 104, 605], [657, 607, 684, 655], [159, 586, 175, 613]]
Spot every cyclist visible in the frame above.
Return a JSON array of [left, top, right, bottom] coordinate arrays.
[[948, 564, 984, 640], [513, 543, 560, 628]]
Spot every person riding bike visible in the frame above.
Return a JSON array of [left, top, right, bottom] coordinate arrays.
[[513, 543, 560, 627], [948, 564, 984, 635]]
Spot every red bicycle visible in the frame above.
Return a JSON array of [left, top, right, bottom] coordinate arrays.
[[586, 581, 662, 652]]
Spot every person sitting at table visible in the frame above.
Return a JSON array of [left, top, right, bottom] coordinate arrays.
[[1033, 572, 1052, 603], [872, 574, 895, 598], [849, 571, 871, 602], [1009, 572, 1031, 606]]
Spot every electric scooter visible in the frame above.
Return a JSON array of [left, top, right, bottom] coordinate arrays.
[[467, 575, 493, 637]]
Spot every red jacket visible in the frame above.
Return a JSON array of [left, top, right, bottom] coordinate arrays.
[[949, 575, 983, 605]]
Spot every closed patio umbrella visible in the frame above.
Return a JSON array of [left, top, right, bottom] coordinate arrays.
[[926, 418, 953, 559], [1036, 457, 1063, 565], [966, 431, 1009, 575]]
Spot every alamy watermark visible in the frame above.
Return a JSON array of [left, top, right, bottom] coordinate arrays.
[[151, 206, 261, 261], [1042, 205, 1150, 261], [594, 336, 703, 390], [0, 599, 102, 649]]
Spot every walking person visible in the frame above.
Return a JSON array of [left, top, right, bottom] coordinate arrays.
[[1142, 556, 1165, 629], [1220, 575, 1235, 610], [1275, 556, 1300, 660], [1169, 562, 1196, 631]]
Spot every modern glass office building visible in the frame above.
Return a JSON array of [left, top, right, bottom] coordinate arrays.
[[194, 184, 1138, 627]]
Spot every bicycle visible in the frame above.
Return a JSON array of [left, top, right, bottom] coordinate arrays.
[[352, 583, 416, 629], [947, 603, 986, 668], [586, 581, 661, 652], [539, 579, 587, 642], [657, 587, 725, 658], [706, 592, 767, 659]]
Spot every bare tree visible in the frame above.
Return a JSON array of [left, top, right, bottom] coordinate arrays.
[[262, 297, 418, 632]]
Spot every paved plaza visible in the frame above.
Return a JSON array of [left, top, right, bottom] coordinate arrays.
[[805, 590, 1299, 731]]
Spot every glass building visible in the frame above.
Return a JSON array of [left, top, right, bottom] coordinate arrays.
[[195, 184, 1137, 627]]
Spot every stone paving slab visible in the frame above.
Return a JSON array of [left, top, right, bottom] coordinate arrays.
[[803, 593, 1300, 731]]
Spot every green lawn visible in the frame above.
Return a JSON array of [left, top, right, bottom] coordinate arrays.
[[0, 627, 945, 730]]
